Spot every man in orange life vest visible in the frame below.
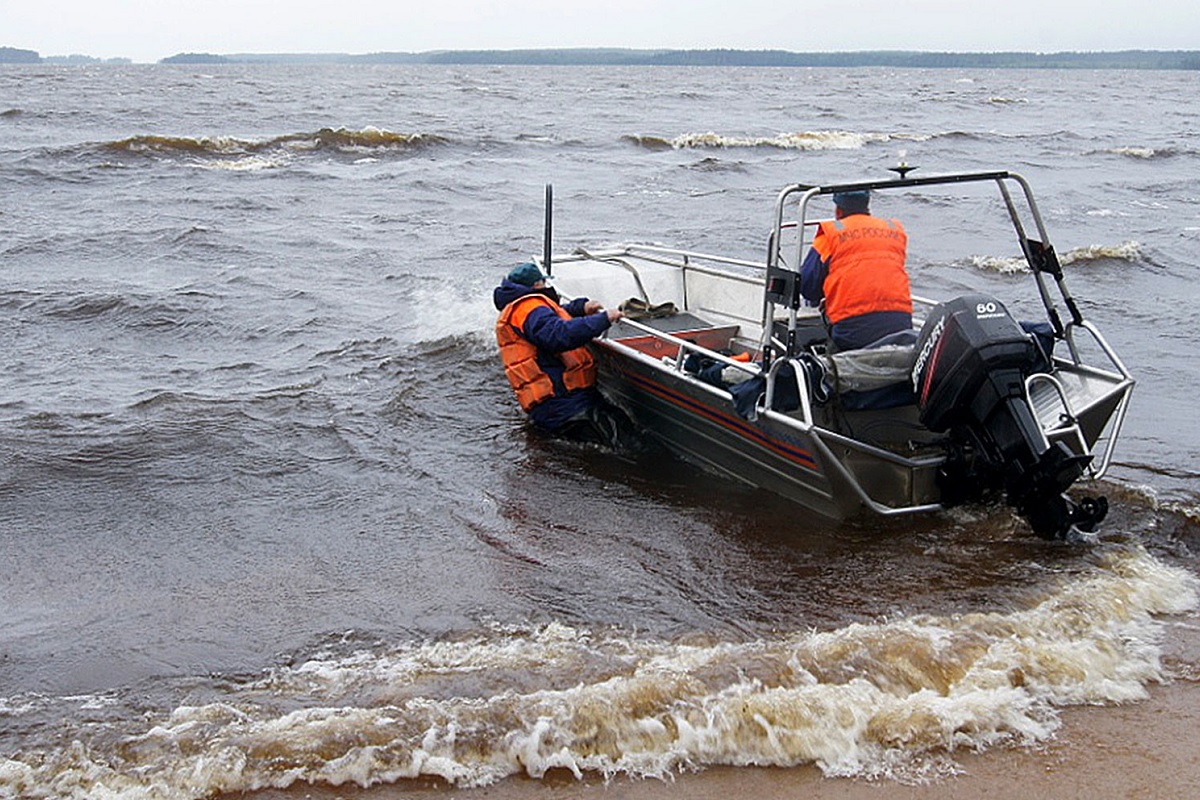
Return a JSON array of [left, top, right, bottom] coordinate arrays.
[[799, 190, 913, 351], [494, 262, 634, 447]]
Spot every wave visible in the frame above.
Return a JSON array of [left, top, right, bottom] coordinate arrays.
[[1097, 146, 1181, 160], [1, 547, 1192, 797], [273, 127, 449, 152], [622, 129, 1044, 152], [89, 127, 448, 168], [624, 130, 902, 151], [27, 290, 211, 329], [1107, 146, 1159, 159], [622, 134, 676, 151], [689, 156, 748, 173], [4, 288, 228, 348], [970, 240, 1142, 274], [1102, 478, 1200, 527]]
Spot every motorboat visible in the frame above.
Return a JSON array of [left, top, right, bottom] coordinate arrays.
[[537, 170, 1134, 539]]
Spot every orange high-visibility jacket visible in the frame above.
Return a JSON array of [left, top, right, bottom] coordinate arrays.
[[813, 215, 911, 324], [495, 294, 597, 412]]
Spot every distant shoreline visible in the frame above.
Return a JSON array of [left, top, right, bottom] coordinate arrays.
[[4, 46, 1199, 69]]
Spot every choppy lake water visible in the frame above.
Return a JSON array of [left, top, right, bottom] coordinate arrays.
[[1, 63, 1199, 797]]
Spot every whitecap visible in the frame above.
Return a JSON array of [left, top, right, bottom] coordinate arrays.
[[669, 130, 890, 151], [1107, 146, 1158, 159], [971, 241, 1141, 273]]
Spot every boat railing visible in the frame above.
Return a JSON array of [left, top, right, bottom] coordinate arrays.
[[771, 170, 1018, 276], [604, 315, 762, 382], [557, 244, 768, 330], [760, 363, 947, 515], [606, 314, 822, 428], [569, 248, 653, 301], [805, 430, 947, 517], [1061, 319, 1135, 480], [564, 244, 766, 287], [608, 243, 767, 274], [761, 356, 814, 425], [1025, 371, 1085, 456], [1063, 319, 1133, 377], [1050, 324, 1135, 481], [1026, 368, 1132, 482], [764, 170, 1107, 359]]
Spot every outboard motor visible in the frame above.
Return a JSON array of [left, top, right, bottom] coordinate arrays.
[[911, 295, 1107, 539]]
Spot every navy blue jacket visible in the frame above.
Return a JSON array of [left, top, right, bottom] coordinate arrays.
[[493, 279, 612, 431]]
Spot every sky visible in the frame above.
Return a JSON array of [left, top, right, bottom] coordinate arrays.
[[4, 0, 1199, 63]]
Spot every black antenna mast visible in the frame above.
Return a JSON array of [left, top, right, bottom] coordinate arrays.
[[543, 184, 553, 277]]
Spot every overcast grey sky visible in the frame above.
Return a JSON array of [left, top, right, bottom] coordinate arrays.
[[5, 0, 1198, 63]]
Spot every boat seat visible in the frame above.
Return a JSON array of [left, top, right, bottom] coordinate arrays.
[[820, 330, 918, 410]]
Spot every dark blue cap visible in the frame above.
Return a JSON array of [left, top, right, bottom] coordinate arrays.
[[506, 262, 547, 287], [832, 190, 871, 214]]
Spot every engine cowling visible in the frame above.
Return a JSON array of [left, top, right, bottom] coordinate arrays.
[[911, 295, 1105, 539], [912, 295, 1037, 431]]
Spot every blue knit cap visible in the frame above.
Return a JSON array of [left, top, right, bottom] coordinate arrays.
[[832, 190, 871, 214], [507, 262, 547, 287]]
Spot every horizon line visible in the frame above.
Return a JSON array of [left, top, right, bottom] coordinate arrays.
[[5, 45, 1200, 68]]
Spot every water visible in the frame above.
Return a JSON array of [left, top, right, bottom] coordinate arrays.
[[1, 63, 1199, 797]]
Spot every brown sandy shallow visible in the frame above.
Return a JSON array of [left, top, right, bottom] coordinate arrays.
[[237, 674, 1200, 800]]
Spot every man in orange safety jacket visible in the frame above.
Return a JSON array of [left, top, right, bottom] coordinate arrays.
[[494, 262, 637, 448], [799, 190, 913, 351]]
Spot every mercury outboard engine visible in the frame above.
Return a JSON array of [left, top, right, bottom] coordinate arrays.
[[911, 294, 1108, 539]]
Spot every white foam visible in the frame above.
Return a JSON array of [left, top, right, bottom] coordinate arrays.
[[3, 549, 1194, 798], [194, 153, 294, 171], [669, 130, 892, 151], [971, 240, 1141, 273], [1059, 240, 1142, 264], [1107, 146, 1158, 159]]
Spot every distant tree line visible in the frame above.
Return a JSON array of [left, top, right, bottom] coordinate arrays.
[[4, 46, 1200, 69], [0, 47, 40, 63], [0, 46, 128, 64], [641, 48, 1200, 69], [159, 53, 232, 64], [186, 48, 1200, 69]]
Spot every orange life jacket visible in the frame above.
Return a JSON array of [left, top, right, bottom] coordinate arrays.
[[813, 215, 911, 324], [495, 294, 598, 412]]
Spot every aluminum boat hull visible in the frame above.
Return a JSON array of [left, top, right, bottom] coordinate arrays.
[[534, 170, 1134, 536]]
